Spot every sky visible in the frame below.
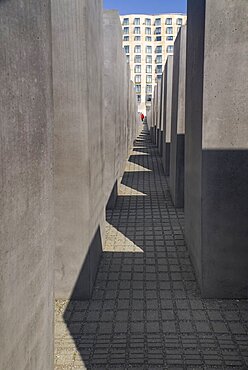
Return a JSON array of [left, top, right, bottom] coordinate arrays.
[[103, 0, 187, 15]]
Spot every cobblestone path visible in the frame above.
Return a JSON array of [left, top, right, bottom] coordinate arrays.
[[55, 127, 248, 369]]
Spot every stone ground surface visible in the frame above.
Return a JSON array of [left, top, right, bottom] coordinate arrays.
[[55, 127, 248, 369]]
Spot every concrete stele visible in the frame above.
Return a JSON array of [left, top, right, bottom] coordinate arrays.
[[52, 0, 104, 300], [169, 25, 187, 208], [185, 0, 248, 298], [162, 55, 174, 176], [0, 0, 54, 368]]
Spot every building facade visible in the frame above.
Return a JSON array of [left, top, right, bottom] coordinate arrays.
[[120, 14, 187, 114]]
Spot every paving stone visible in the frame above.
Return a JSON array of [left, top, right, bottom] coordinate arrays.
[[55, 128, 248, 369]]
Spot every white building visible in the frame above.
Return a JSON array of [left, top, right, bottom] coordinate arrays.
[[120, 14, 187, 114]]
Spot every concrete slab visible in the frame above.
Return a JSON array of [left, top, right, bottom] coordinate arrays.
[[158, 76, 164, 156], [169, 26, 187, 208], [103, 10, 123, 203], [162, 56, 173, 176], [52, 0, 105, 300], [185, 0, 248, 298], [0, 1, 54, 368]]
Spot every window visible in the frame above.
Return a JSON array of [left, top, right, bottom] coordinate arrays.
[[123, 36, 129, 41], [137, 95, 141, 103], [146, 55, 152, 63], [166, 27, 173, 34], [135, 65, 141, 73], [134, 18, 140, 25], [134, 36, 141, 41], [123, 18, 129, 25], [177, 27, 181, 33], [146, 85, 152, 93], [145, 18, 151, 25], [134, 55, 141, 63], [154, 18, 161, 26], [146, 94, 152, 102], [156, 55, 162, 64], [123, 27, 129, 34], [167, 36, 173, 41], [155, 27, 161, 35], [126, 55, 130, 63], [135, 84, 141, 93], [135, 75, 141, 83], [146, 65, 152, 73], [156, 36, 162, 41], [166, 18, 172, 25], [156, 75, 162, 80], [156, 45, 162, 54], [156, 65, 163, 73], [134, 27, 141, 34], [134, 45, 141, 53], [177, 18, 183, 25], [167, 45, 174, 53], [146, 46, 152, 54], [146, 75, 152, 83], [145, 27, 151, 35], [145, 36, 152, 42], [124, 45, 129, 54]]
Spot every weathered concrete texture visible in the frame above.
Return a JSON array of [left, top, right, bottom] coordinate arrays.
[[185, 0, 248, 298], [149, 85, 157, 144], [103, 11, 123, 203], [0, 1, 54, 369], [53, 5, 138, 301], [158, 77, 164, 156], [52, 0, 105, 300], [169, 26, 187, 208], [162, 56, 174, 176], [156, 81, 162, 149], [154, 84, 159, 146]]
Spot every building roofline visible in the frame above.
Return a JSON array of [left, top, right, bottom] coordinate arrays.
[[119, 13, 186, 17]]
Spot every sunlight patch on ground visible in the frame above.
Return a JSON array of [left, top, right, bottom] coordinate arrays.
[[119, 183, 147, 197], [132, 149, 149, 156], [104, 222, 144, 253], [54, 300, 88, 369], [125, 162, 151, 172]]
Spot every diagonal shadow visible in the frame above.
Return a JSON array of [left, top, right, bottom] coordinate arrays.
[[55, 128, 248, 370]]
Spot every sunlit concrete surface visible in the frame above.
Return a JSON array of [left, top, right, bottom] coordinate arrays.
[[54, 128, 248, 369]]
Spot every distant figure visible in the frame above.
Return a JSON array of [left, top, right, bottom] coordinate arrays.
[[140, 113, 145, 122]]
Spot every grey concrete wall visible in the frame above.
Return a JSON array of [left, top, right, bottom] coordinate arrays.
[[156, 81, 161, 147], [185, 0, 248, 298], [53, 4, 138, 300], [103, 10, 122, 205], [162, 56, 174, 176], [169, 26, 187, 208], [52, 0, 104, 300], [0, 1, 54, 369], [150, 85, 157, 143], [158, 78, 164, 156]]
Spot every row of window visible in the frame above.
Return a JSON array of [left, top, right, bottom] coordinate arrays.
[[135, 84, 153, 93], [124, 35, 174, 42], [136, 94, 152, 103], [134, 65, 153, 73], [135, 75, 152, 83], [134, 64, 164, 73], [134, 69, 162, 83], [132, 55, 164, 63], [123, 17, 183, 26], [124, 45, 173, 54], [123, 26, 178, 35]]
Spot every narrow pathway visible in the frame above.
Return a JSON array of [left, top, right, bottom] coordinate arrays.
[[55, 127, 248, 369]]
